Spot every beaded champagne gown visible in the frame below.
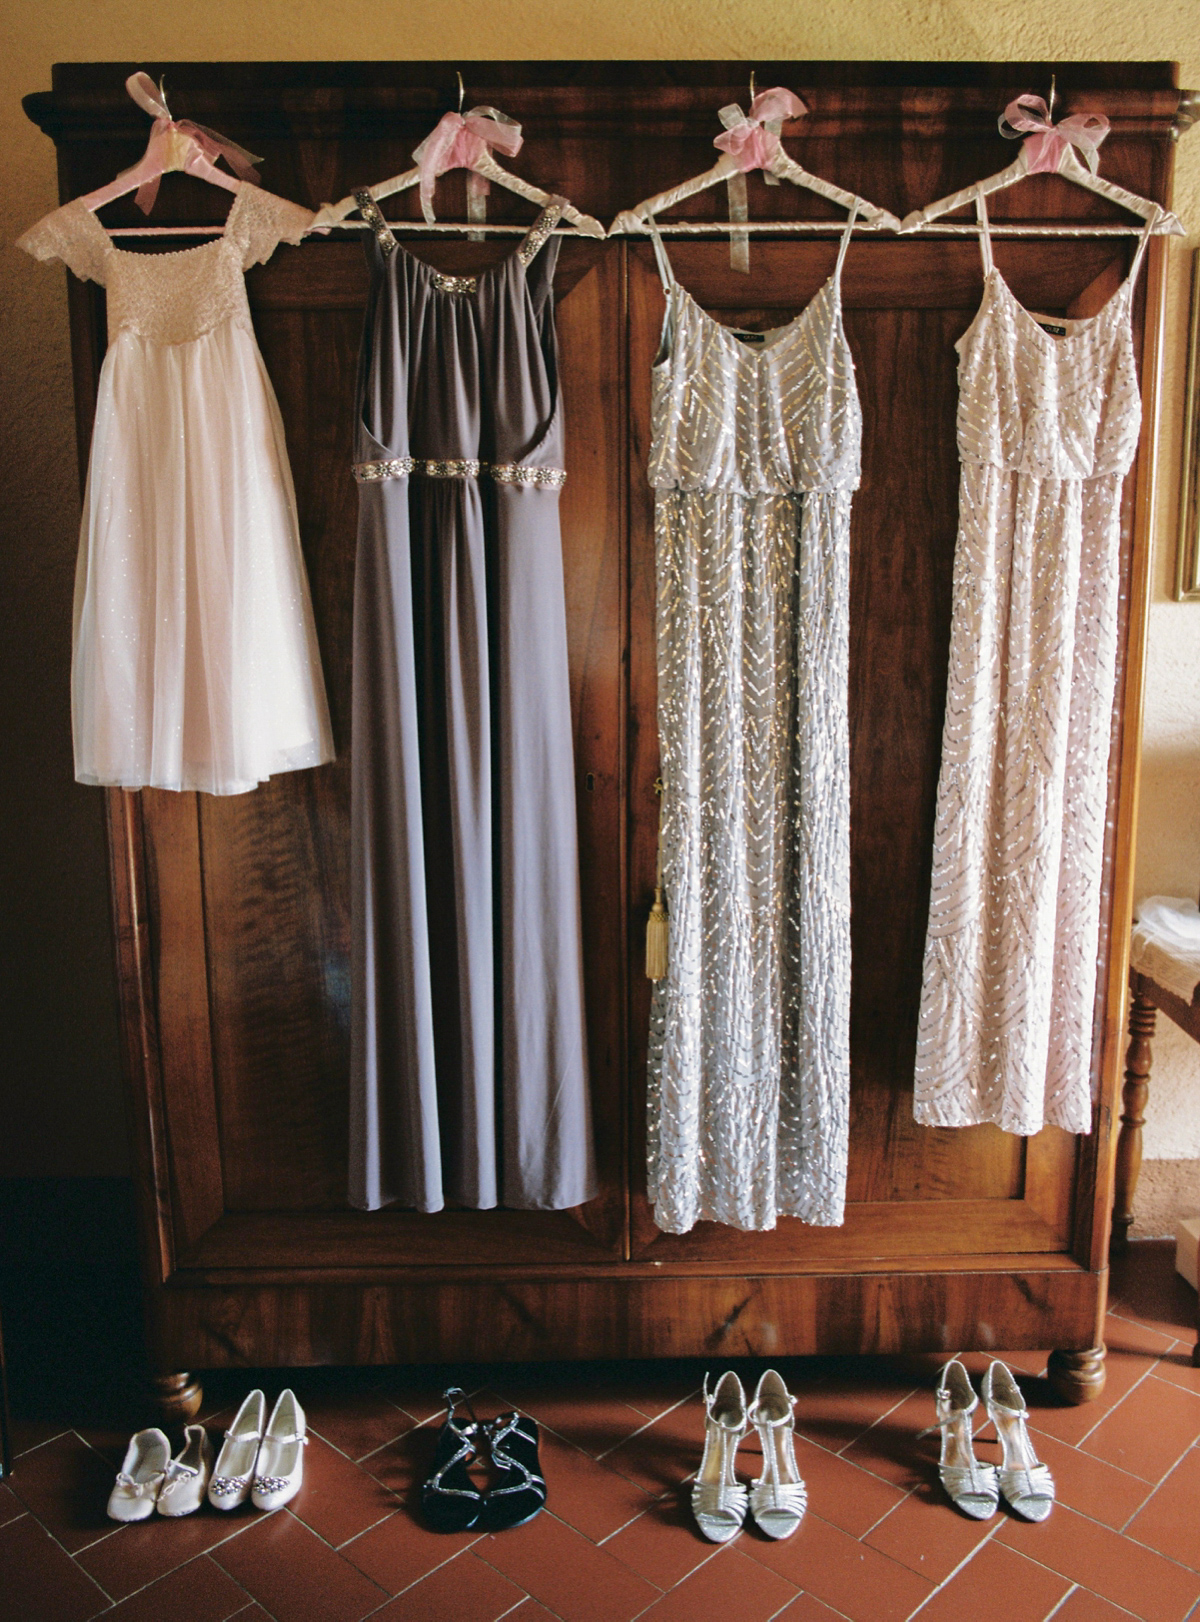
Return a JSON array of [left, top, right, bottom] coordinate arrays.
[[915, 196, 1156, 1135], [645, 215, 861, 1234], [17, 185, 334, 795]]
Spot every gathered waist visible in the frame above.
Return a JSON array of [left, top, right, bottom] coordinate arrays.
[[353, 456, 566, 488]]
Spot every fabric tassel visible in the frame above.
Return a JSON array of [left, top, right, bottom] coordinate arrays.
[[646, 776, 669, 980]]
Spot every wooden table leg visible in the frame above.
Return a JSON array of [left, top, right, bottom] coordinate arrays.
[[1112, 983, 1156, 1254]]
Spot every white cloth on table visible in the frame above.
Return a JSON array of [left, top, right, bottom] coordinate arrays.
[[1131, 897, 1200, 1005]]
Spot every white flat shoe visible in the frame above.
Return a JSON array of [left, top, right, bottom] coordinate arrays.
[[252, 1388, 307, 1511], [157, 1424, 214, 1517], [922, 1360, 999, 1520], [691, 1371, 748, 1543], [208, 1389, 266, 1509], [107, 1427, 170, 1521], [747, 1370, 807, 1539], [981, 1360, 1055, 1522]]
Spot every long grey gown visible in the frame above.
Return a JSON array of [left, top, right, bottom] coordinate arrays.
[[348, 195, 596, 1214]]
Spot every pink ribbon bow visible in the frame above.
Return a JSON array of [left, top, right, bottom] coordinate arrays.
[[713, 87, 808, 171], [124, 72, 261, 213], [411, 105, 524, 224], [999, 93, 1110, 176]]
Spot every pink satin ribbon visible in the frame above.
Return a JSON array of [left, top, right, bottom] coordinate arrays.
[[713, 87, 808, 171], [411, 106, 524, 223], [999, 93, 1110, 175], [124, 73, 261, 213]]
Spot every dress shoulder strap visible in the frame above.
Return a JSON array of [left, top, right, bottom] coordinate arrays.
[[354, 190, 398, 258], [517, 200, 565, 268], [974, 188, 994, 277], [834, 202, 860, 283], [644, 219, 677, 292]]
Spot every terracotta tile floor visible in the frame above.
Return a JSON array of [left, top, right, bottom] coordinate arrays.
[[3, 1242, 1200, 1622]]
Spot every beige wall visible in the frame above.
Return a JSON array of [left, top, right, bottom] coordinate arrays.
[[3, 3, 1199, 1176]]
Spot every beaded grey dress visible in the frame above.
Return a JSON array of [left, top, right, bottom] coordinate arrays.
[[349, 197, 596, 1214], [646, 215, 861, 1234]]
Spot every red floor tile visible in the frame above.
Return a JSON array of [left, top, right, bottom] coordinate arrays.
[[633, 1542, 799, 1622], [863, 1480, 996, 1583], [1125, 1444, 1200, 1571], [1109, 1244, 1200, 1343], [96, 1552, 253, 1622], [792, 1366, 921, 1455], [0, 1511, 110, 1622], [7, 1430, 123, 1554], [911, 1536, 1068, 1622], [75, 1501, 258, 1602], [741, 1509, 933, 1622], [615, 1380, 700, 1422], [1148, 1349, 1200, 1397], [840, 1389, 941, 1491], [600, 1491, 721, 1590], [0, 1482, 24, 1527], [503, 1602, 565, 1622], [210, 1507, 389, 1622], [9, 1420, 70, 1457], [780, 1431, 906, 1537], [340, 1505, 484, 1595], [494, 1382, 650, 1458], [981, 1423, 1152, 1530], [1081, 1375, 1200, 1483], [360, 1418, 440, 1498], [371, 1547, 527, 1621], [380, 1382, 455, 1425], [1053, 1590, 1142, 1620], [772, 1595, 856, 1622], [1026, 1350, 1161, 1450], [601, 1395, 707, 1497], [286, 1430, 400, 1547], [299, 1385, 415, 1462], [534, 1426, 654, 1542], [995, 1501, 1200, 1621], [475, 1509, 661, 1622]]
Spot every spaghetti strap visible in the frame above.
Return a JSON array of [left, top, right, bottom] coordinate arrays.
[[645, 219, 677, 291], [834, 202, 860, 282], [974, 189, 994, 277], [1128, 205, 1160, 286], [517, 199, 565, 269], [354, 190, 398, 258]]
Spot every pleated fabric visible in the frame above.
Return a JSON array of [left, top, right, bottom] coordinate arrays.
[[914, 198, 1155, 1136], [645, 219, 861, 1234], [349, 203, 596, 1214]]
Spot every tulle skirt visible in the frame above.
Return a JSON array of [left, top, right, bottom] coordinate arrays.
[[72, 317, 333, 795]]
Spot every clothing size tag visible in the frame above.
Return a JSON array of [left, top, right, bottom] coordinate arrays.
[[733, 330, 767, 344], [1037, 321, 1068, 337]]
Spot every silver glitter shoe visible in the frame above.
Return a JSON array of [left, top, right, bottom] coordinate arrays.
[[207, 1389, 265, 1510], [981, 1361, 1055, 1522], [747, 1370, 807, 1540], [922, 1360, 999, 1520], [691, 1371, 748, 1543]]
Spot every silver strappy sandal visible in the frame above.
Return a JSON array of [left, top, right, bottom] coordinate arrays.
[[691, 1371, 749, 1543], [921, 1360, 999, 1520], [747, 1369, 807, 1540], [981, 1360, 1055, 1521]]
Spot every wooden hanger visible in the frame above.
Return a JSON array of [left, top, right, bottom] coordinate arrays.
[[609, 82, 902, 271], [901, 85, 1184, 236], [78, 72, 262, 215], [311, 74, 604, 240]]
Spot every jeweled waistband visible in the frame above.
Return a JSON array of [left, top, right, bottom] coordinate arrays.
[[353, 457, 566, 488]]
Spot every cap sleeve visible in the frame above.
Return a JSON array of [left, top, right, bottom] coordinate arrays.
[[15, 199, 109, 286], [228, 185, 314, 270]]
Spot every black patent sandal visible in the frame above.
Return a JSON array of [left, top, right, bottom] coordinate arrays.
[[481, 1411, 546, 1530], [421, 1387, 484, 1532]]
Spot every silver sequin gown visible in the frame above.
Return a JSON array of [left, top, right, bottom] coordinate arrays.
[[915, 196, 1156, 1136], [645, 217, 861, 1234]]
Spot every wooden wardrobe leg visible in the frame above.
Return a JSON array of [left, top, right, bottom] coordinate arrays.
[[1112, 987, 1156, 1255], [151, 1371, 203, 1425], [1047, 1345, 1107, 1404]]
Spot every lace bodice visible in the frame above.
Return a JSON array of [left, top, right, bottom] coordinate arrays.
[[17, 187, 312, 346], [957, 271, 1142, 481], [648, 279, 861, 495]]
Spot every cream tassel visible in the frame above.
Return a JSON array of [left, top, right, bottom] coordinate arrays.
[[646, 777, 669, 981]]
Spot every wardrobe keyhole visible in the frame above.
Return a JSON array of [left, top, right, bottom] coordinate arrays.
[[585, 773, 595, 792]]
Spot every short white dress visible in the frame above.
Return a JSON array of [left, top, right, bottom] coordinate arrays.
[[18, 185, 334, 795]]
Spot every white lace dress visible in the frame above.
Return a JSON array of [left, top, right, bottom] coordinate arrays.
[[915, 197, 1155, 1136], [18, 186, 334, 795], [646, 216, 861, 1233]]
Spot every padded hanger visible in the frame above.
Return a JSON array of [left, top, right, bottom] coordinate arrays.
[[901, 90, 1184, 236], [609, 84, 901, 272]]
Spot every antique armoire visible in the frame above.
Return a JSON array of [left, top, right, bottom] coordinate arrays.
[[24, 61, 1191, 1421]]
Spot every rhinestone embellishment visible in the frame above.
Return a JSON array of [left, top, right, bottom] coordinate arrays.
[[432, 271, 478, 295], [209, 1476, 245, 1497], [353, 458, 565, 488], [354, 190, 398, 257], [518, 203, 564, 267], [254, 1474, 290, 1495]]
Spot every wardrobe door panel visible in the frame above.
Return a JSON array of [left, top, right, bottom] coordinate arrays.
[[626, 238, 1133, 1263], [136, 240, 626, 1267]]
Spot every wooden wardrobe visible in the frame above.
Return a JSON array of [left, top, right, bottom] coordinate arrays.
[[25, 61, 1188, 1420]]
